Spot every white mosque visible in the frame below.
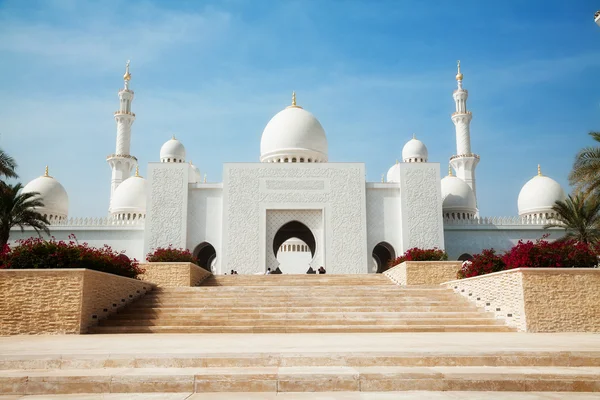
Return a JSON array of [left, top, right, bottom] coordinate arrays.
[[13, 61, 567, 274]]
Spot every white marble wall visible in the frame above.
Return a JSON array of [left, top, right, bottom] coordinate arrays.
[[221, 163, 369, 274], [398, 163, 445, 252], [144, 162, 189, 255], [186, 184, 223, 271]]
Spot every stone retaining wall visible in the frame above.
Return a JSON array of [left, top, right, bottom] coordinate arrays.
[[0, 269, 153, 335], [384, 261, 462, 285], [138, 262, 211, 287], [443, 268, 600, 332]]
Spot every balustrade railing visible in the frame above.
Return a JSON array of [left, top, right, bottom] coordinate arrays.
[[444, 215, 561, 226], [51, 216, 145, 227]]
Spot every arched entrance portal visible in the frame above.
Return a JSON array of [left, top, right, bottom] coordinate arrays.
[[193, 242, 217, 272], [272, 221, 316, 274], [372, 242, 395, 273]]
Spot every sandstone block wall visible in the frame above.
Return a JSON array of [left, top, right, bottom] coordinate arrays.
[[521, 269, 600, 332], [0, 269, 152, 335], [384, 261, 462, 285], [443, 268, 600, 332], [138, 262, 211, 287]]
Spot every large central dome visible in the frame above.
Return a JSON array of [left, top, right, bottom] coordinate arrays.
[[260, 93, 328, 163]]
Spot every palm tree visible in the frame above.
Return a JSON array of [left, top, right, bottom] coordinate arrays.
[[0, 148, 18, 180], [0, 183, 49, 248], [569, 132, 600, 198], [544, 194, 600, 244]]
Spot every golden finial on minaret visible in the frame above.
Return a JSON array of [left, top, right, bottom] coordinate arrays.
[[123, 60, 131, 81], [537, 164, 542, 176], [44, 165, 49, 177], [448, 165, 453, 176], [456, 60, 463, 81], [135, 165, 140, 177]]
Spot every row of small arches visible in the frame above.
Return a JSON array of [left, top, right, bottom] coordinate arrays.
[[44, 214, 66, 222], [267, 157, 323, 163], [279, 244, 310, 253], [522, 212, 557, 220], [444, 212, 475, 220], [114, 213, 146, 220]]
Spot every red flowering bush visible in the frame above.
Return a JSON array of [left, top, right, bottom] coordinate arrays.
[[458, 238, 598, 279], [146, 246, 197, 265], [0, 235, 142, 279], [387, 247, 448, 270], [503, 238, 597, 270], [457, 249, 505, 279]]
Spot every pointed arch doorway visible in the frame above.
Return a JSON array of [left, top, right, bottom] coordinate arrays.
[[265, 209, 323, 274], [272, 221, 316, 274], [193, 242, 217, 272], [372, 241, 395, 273]]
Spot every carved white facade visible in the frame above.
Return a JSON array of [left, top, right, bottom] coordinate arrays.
[[11, 61, 569, 274]]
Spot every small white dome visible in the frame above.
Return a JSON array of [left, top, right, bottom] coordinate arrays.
[[260, 97, 328, 163], [110, 173, 147, 217], [22, 168, 68, 221], [402, 137, 428, 163], [160, 136, 186, 163], [188, 162, 201, 183], [441, 174, 477, 217], [386, 162, 400, 183], [518, 168, 566, 217]]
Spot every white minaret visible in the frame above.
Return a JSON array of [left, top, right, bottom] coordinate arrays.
[[107, 60, 137, 207], [450, 60, 480, 204]]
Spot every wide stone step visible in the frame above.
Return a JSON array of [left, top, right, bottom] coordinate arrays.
[[98, 317, 505, 327], [5, 350, 599, 370], [116, 305, 481, 314], [88, 325, 515, 333], [2, 366, 599, 394], [108, 311, 492, 320]]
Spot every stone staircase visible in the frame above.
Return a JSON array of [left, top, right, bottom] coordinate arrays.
[[90, 274, 513, 334]]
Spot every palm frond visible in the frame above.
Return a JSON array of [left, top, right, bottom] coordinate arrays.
[[0, 149, 18, 179]]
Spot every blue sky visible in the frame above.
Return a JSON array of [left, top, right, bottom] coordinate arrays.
[[0, 0, 599, 217]]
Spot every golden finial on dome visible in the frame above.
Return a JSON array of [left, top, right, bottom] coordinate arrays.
[[203, 174, 207, 183], [381, 173, 384, 183], [44, 165, 49, 177], [538, 164, 542, 176], [171, 134, 176, 140], [412, 133, 416, 140], [396, 159, 399, 165], [287, 91, 303, 109], [135, 165, 140, 177], [123, 60, 131, 81], [456, 60, 463, 81], [448, 165, 453, 176]]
